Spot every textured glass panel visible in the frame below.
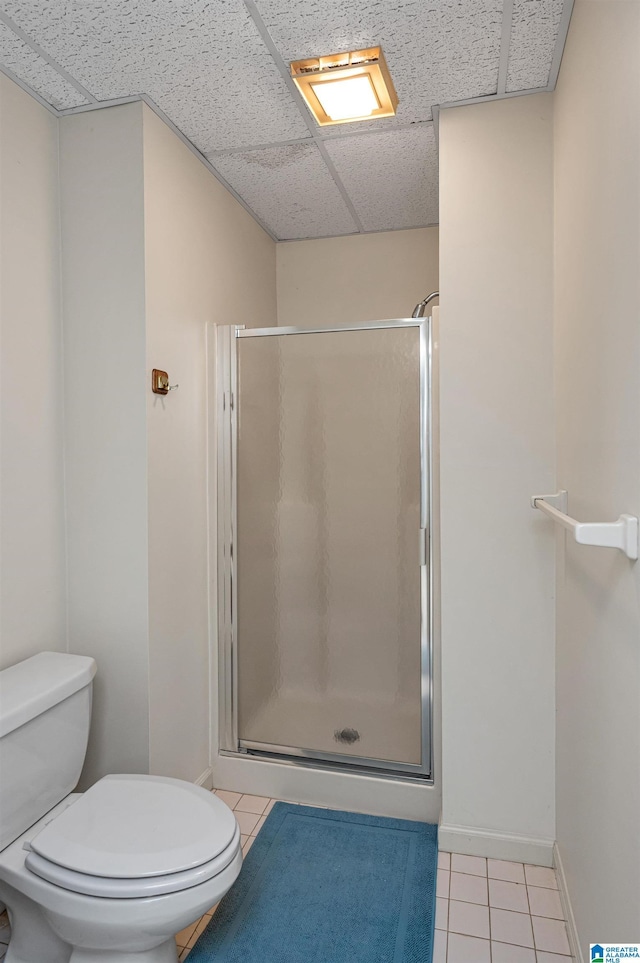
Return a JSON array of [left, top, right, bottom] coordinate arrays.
[[236, 327, 422, 765]]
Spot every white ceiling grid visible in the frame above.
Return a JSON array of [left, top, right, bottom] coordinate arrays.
[[0, 18, 88, 108], [0, 0, 573, 240], [324, 126, 439, 233], [506, 0, 565, 91], [214, 142, 359, 238]]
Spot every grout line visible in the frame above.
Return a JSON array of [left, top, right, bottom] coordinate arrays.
[[497, 0, 514, 95], [0, 9, 97, 102]]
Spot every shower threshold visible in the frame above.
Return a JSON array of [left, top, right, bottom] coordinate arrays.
[[233, 740, 432, 782]]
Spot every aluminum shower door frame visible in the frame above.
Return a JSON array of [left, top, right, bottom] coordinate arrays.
[[216, 317, 434, 780]]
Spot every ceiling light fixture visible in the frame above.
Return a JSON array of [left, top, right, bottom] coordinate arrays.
[[290, 47, 399, 126]]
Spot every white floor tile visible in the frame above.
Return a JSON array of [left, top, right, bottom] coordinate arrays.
[[490, 908, 534, 948], [527, 885, 564, 920], [489, 878, 529, 913], [242, 836, 255, 854], [435, 897, 448, 931], [233, 810, 261, 835], [491, 941, 536, 963], [532, 916, 571, 955], [524, 865, 558, 890], [235, 794, 270, 815], [536, 952, 574, 962], [263, 799, 276, 815], [175, 922, 197, 947], [451, 854, 487, 877], [488, 859, 526, 884], [438, 851, 451, 871], [447, 932, 491, 963], [186, 916, 210, 948], [448, 899, 490, 939], [432, 927, 447, 963], [214, 790, 242, 809], [436, 869, 450, 898], [450, 871, 488, 905], [251, 814, 267, 836]]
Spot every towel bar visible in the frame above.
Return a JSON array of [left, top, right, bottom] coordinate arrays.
[[531, 490, 638, 560]]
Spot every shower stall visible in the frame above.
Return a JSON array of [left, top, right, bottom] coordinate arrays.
[[216, 316, 434, 781]]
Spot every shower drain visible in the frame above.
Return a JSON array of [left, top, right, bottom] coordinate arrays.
[[334, 727, 360, 745]]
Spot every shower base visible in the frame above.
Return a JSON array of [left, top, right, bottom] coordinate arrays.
[[239, 690, 424, 774]]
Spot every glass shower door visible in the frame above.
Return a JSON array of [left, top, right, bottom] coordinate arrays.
[[217, 320, 432, 777]]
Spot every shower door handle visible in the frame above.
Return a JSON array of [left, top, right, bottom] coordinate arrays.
[[419, 527, 429, 566]]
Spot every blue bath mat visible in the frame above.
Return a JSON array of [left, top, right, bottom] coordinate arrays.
[[187, 802, 438, 963]]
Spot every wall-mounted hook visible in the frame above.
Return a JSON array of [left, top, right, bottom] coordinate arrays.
[[152, 369, 179, 395]]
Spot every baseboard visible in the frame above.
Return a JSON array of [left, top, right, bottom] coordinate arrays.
[[194, 766, 214, 790], [554, 842, 583, 963], [438, 822, 555, 866]]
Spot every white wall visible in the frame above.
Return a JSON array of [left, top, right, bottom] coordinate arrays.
[[0, 74, 66, 669], [438, 94, 556, 862], [142, 105, 276, 782], [553, 0, 640, 946], [277, 228, 438, 325]]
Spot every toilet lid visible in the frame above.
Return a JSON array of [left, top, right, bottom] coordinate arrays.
[[28, 774, 238, 879]]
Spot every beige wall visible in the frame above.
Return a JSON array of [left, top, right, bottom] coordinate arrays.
[[439, 94, 556, 861], [60, 102, 276, 786], [553, 0, 640, 948], [60, 104, 150, 785], [276, 228, 438, 325], [142, 104, 276, 782], [0, 74, 66, 669]]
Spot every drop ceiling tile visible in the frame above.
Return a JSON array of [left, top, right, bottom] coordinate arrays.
[[210, 142, 358, 240], [0, 19, 87, 108], [0, 0, 309, 150], [323, 125, 438, 232], [254, 0, 504, 125], [506, 0, 566, 92]]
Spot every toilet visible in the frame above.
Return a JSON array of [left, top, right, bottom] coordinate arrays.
[[0, 651, 243, 963]]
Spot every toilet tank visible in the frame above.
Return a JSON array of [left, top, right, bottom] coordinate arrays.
[[0, 652, 96, 851]]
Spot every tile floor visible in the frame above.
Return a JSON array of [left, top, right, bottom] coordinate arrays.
[[0, 788, 575, 963], [435, 851, 574, 963], [175, 789, 277, 960]]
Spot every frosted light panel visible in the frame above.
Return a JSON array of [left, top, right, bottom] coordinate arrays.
[[311, 76, 379, 120], [236, 327, 422, 766]]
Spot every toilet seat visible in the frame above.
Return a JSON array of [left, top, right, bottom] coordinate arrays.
[[24, 833, 241, 898], [24, 774, 241, 899]]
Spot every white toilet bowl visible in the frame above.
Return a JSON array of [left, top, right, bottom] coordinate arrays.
[[0, 776, 242, 963], [0, 654, 243, 963]]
